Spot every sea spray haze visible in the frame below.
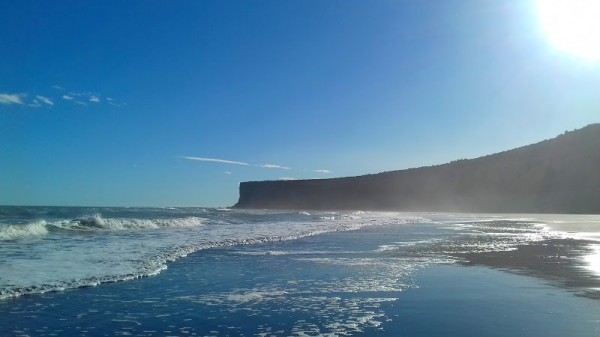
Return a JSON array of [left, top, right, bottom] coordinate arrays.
[[234, 124, 600, 213], [2, 207, 600, 336]]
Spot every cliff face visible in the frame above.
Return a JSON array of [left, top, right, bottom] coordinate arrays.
[[234, 124, 600, 213]]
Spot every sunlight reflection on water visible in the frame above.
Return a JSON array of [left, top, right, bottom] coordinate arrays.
[[583, 244, 600, 277]]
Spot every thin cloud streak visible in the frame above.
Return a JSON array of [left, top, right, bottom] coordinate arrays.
[[181, 156, 249, 166], [314, 169, 332, 174], [36, 95, 54, 106], [2, 87, 123, 109], [261, 164, 291, 170], [29, 99, 42, 108], [279, 177, 296, 180], [0, 93, 25, 105], [182, 157, 298, 172]]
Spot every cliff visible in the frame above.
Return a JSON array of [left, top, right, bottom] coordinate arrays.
[[234, 124, 600, 213]]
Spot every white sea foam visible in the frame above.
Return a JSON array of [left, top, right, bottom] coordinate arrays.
[[71, 214, 206, 230], [0, 215, 206, 240], [0, 220, 49, 240], [177, 289, 399, 336], [7, 210, 589, 301], [376, 238, 442, 252], [0, 210, 428, 300], [235, 250, 359, 256]]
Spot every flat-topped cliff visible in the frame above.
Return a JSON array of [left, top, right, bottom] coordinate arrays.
[[234, 124, 600, 213]]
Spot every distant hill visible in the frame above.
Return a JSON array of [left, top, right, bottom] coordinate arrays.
[[234, 124, 600, 213]]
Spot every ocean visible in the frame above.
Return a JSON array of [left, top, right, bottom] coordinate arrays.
[[1, 207, 599, 336]]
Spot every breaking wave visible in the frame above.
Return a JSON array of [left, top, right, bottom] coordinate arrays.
[[71, 214, 206, 230], [0, 220, 49, 240], [0, 209, 430, 300], [0, 215, 206, 240]]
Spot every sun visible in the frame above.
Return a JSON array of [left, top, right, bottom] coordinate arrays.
[[536, 0, 600, 61]]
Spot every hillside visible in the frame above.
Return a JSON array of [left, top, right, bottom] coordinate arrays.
[[234, 124, 600, 213]]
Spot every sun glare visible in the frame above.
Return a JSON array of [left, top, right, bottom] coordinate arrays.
[[536, 0, 600, 61]]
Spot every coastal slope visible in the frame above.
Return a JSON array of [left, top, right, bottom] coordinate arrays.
[[234, 124, 600, 213]]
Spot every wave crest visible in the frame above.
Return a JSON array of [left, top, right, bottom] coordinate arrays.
[[0, 215, 206, 240], [73, 215, 206, 230], [0, 221, 49, 240]]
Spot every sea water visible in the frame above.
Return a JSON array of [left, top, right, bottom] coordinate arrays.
[[1, 207, 599, 336]]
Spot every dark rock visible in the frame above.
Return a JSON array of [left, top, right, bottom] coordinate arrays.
[[234, 124, 600, 213]]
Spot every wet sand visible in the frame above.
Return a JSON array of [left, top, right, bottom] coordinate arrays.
[[455, 237, 600, 299], [386, 265, 600, 337]]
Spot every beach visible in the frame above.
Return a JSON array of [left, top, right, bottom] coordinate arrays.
[[1, 208, 599, 336], [4, 1, 600, 335]]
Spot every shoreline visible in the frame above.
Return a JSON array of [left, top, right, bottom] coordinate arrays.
[[1, 218, 600, 336]]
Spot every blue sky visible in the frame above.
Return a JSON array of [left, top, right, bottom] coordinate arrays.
[[1, 0, 599, 207]]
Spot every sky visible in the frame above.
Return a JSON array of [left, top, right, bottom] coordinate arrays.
[[1, 0, 599, 207]]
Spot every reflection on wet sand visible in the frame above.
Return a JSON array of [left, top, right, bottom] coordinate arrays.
[[456, 238, 600, 299]]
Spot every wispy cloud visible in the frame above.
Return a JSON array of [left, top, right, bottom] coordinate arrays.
[[182, 156, 295, 170], [224, 171, 232, 175], [59, 88, 123, 107], [314, 169, 332, 174], [0, 93, 25, 105], [181, 156, 249, 166], [29, 99, 42, 108], [261, 163, 291, 170], [106, 97, 125, 107], [279, 177, 297, 181], [36, 95, 54, 106], [2, 86, 123, 109]]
